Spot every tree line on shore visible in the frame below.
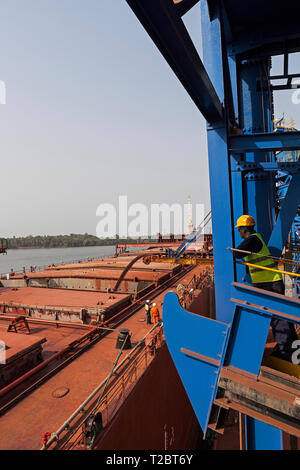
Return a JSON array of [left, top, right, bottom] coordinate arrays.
[[4, 234, 148, 249]]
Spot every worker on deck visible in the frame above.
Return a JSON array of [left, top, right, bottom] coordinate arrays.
[[233, 215, 298, 362], [151, 302, 160, 325], [145, 300, 152, 325]]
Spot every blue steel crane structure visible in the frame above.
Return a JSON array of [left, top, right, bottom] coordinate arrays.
[[124, 0, 300, 449], [275, 124, 300, 297], [291, 213, 300, 297]]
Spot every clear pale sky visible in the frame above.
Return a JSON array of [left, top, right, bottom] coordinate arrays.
[[0, 1, 298, 237]]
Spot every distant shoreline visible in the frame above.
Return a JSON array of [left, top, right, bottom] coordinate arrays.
[[3, 234, 143, 250], [6, 245, 112, 250]]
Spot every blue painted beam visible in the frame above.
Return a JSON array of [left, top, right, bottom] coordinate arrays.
[[226, 281, 300, 375], [236, 57, 274, 242], [229, 131, 300, 153], [207, 125, 236, 324], [201, 0, 236, 324], [232, 282, 300, 323], [232, 161, 300, 172], [163, 291, 231, 435], [225, 304, 271, 375], [228, 20, 300, 57], [125, 0, 223, 123]]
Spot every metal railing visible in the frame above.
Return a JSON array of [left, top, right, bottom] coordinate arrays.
[[42, 323, 164, 450]]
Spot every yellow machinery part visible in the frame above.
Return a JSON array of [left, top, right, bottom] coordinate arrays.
[[263, 355, 300, 379], [144, 255, 213, 267]]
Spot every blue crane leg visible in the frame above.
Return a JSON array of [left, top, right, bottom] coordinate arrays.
[[245, 417, 283, 450]]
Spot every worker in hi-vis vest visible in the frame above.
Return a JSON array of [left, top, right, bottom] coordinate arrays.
[[145, 300, 152, 325], [233, 215, 298, 362]]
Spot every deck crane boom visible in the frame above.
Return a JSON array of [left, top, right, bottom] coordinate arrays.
[[174, 211, 212, 260]]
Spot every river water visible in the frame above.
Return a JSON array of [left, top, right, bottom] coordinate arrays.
[[0, 245, 117, 275]]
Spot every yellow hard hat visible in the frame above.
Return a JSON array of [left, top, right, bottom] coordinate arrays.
[[235, 215, 256, 228]]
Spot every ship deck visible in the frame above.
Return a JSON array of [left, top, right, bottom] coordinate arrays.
[[11, 268, 169, 282], [0, 308, 152, 450], [0, 287, 130, 310], [0, 262, 207, 450], [45, 258, 179, 273]]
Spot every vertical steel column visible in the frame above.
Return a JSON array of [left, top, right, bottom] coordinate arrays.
[[200, 0, 235, 324], [268, 174, 300, 257], [245, 417, 283, 450], [238, 58, 275, 241], [226, 47, 246, 284]]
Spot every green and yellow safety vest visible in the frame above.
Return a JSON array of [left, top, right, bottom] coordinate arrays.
[[245, 233, 282, 284]]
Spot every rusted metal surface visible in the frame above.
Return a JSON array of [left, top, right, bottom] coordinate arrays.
[[216, 365, 300, 437], [116, 242, 182, 250], [0, 287, 131, 324], [7, 316, 30, 334], [93, 343, 204, 450], [0, 330, 103, 417], [0, 315, 93, 331], [43, 325, 164, 450], [0, 263, 201, 449], [112, 252, 163, 292], [0, 252, 216, 449], [46, 258, 180, 274], [0, 320, 88, 353], [220, 366, 297, 402], [216, 397, 300, 438], [0, 306, 155, 448], [260, 365, 300, 392], [0, 327, 99, 401], [0, 332, 46, 364], [11, 268, 168, 282], [0, 332, 46, 389], [99, 266, 194, 328], [0, 287, 129, 309], [2, 269, 170, 294]]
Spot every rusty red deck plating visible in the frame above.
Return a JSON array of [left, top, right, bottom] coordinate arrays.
[[0, 257, 212, 450]]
